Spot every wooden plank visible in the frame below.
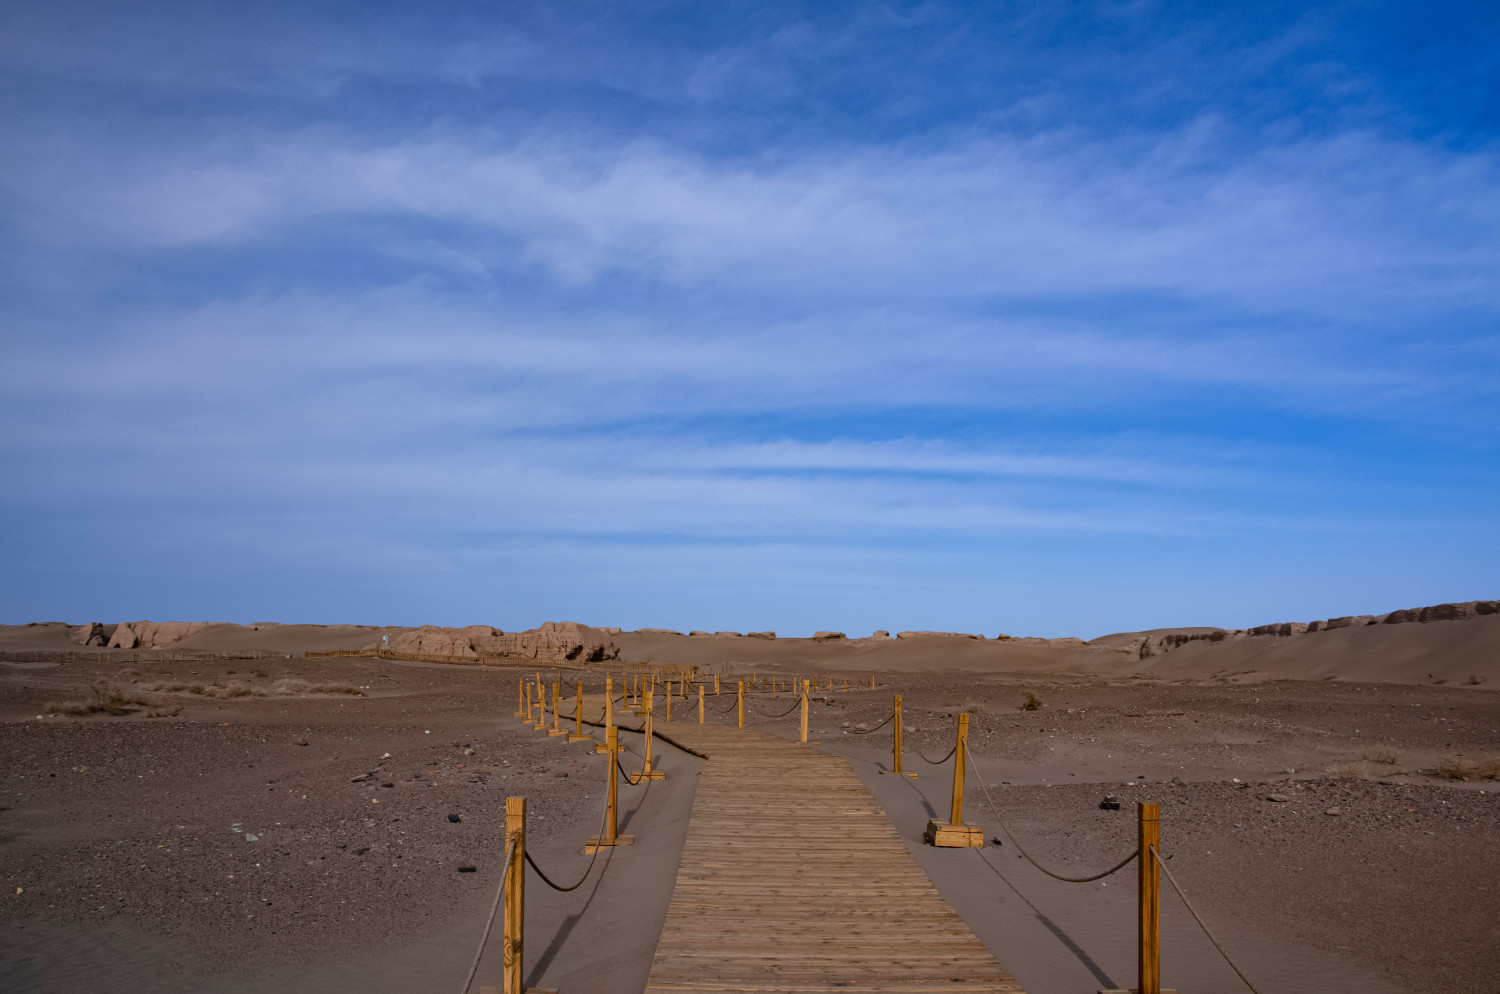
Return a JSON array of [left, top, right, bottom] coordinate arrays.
[[642, 719, 1025, 994]]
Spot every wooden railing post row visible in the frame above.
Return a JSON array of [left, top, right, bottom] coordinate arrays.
[[800, 679, 809, 743], [503, 796, 525, 994], [1139, 801, 1161, 994], [515, 678, 526, 718]]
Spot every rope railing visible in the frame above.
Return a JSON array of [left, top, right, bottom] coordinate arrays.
[[460, 839, 515, 994], [748, 696, 805, 719], [966, 752, 1137, 883], [915, 742, 957, 765], [844, 711, 895, 735], [1152, 844, 1262, 993]]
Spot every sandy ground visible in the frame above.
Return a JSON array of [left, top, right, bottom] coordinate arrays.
[[2, 652, 1497, 994]]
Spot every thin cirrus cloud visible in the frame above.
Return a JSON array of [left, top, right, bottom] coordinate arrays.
[[1, 3, 1497, 634]]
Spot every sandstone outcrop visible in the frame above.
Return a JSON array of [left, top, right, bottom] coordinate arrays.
[[746, 631, 776, 639], [108, 621, 211, 649], [69, 622, 107, 646], [635, 628, 684, 636], [390, 622, 618, 663], [813, 631, 846, 641], [1139, 599, 1498, 659], [896, 631, 981, 639]]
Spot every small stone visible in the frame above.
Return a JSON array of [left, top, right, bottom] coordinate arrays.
[[1267, 793, 1291, 802], [292, 737, 309, 746], [380, 782, 394, 789], [458, 865, 477, 873], [1325, 807, 1342, 816], [447, 813, 461, 823], [554, 772, 568, 778], [1100, 795, 1121, 810]]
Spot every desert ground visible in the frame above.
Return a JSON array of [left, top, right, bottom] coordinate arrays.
[[1, 610, 1497, 994]]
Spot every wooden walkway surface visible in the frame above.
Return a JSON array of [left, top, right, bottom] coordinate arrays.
[[638, 715, 1025, 994]]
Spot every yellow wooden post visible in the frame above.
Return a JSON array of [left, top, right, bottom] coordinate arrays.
[[714, 673, 720, 696], [586, 726, 635, 852], [523, 681, 534, 721], [698, 685, 705, 724], [800, 679, 809, 743], [925, 714, 983, 847], [772, 677, 777, 699], [1139, 802, 1161, 994], [514, 678, 526, 717], [950, 714, 968, 825], [631, 706, 666, 782], [595, 676, 614, 754], [568, 680, 590, 742], [503, 796, 525, 994], [881, 694, 916, 777], [548, 682, 565, 736], [665, 680, 672, 721], [737, 680, 744, 728]]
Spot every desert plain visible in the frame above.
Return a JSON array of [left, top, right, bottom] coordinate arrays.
[[1, 604, 1497, 994]]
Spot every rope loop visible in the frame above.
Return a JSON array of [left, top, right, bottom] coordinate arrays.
[[915, 743, 957, 765], [844, 712, 894, 735], [967, 752, 1137, 883]]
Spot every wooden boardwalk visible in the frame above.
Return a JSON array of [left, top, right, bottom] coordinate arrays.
[[641, 716, 1025, 994]]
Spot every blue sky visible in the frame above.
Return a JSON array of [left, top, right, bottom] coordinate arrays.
[[2, 1, 1497, 638]]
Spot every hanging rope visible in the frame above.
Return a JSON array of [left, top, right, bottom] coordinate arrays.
[[524, 764, 621, 894], [844, 712, 895, 735], [459, 839, 514, 994], [967, 752, 1137, 883], [749, 696, 805, 718], [1152, 844, 1262, 993], [915, 742, 957, 765]]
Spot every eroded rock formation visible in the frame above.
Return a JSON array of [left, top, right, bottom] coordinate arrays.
[[389, 622, 618, 662], [108, 621, 211, 649]]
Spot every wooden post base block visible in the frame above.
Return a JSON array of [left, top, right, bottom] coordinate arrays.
[[546, 728, 566, 737], [565, 733, 592, 743], [583, 835, 634, 854], [593, 742, 608, 754], [924, 819, 984, 848], [629, 769, 667, 783]]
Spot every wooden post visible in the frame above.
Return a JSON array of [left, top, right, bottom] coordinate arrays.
[[665, 680, 672, 721], [548, 682, 565, 735], [585, 726, 635, 852], [514, 678, 526, 717], [924, 714, 983, 847], [737, 680, 744, 728], [631, 706, 666, 781], [523, 681, 534, 721], [714, 673, 720, 696], [503, 796, 525, 994], [800, 679, 809, 743], [595, 676, 614, 754], [881, 694, 916, 777], [950, 713, 968, 825], [568, 680, 590, 742], [698, 685, 704, 724], [1139, 802, 1161, 994]]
